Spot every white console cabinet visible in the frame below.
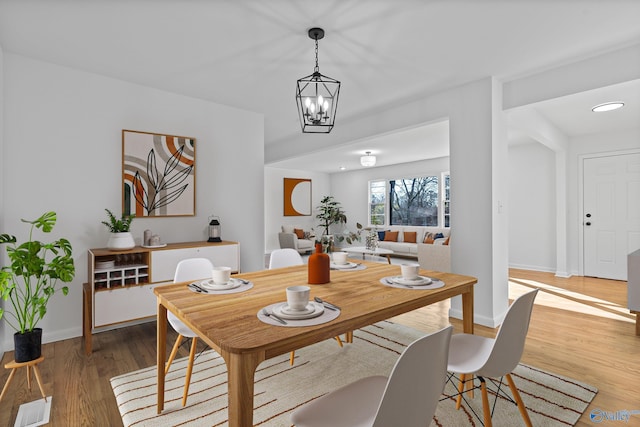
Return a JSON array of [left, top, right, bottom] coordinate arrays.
[[83, 241, 239, 354]]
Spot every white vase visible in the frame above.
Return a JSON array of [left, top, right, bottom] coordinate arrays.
[[107, 232, 135, 251]]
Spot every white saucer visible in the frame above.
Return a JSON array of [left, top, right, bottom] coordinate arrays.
[[199, 278, 242, 291], [141, 243, 167, 248], [391, 275, 433, 286], [273, 302, 325, 320], [331, 262, 358, 270], [280, 303, 316, 315]]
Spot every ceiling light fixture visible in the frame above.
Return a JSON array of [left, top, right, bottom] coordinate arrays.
[[295, 27, 341, 133], [360, 151, 376, 167], [592, 102, 625, 112]]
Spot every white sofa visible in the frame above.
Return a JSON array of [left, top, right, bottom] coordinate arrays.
[[278, 225, 314, 254], [375, 226, 449, 258]]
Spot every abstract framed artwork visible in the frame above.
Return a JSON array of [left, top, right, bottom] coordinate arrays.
[[283, 178, 312, 216], [122, 129, 196, 217]]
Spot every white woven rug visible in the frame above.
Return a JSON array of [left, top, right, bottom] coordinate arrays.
[[110, 321, 597, 426]]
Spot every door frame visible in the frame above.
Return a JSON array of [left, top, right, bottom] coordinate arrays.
[[578, 148, 640, 277]]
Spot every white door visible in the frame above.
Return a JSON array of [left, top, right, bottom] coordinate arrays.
[[583, 153, 640, 280]]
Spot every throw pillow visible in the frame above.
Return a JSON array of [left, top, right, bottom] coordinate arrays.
[[443, 236, 450, 245], [294, 228, 305, 239], [434, 233, 444, 239], [384, 231, 399, 242], [377, 231, 386, 241], [404, 231, 417, 243], [423, 232, 435, 243]]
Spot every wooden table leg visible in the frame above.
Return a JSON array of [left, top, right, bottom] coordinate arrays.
[[157, 301, 167, 414], [386, 255, 391, 264], [224, 350, 265, 427], [83, 282, 93, 355], [462, 287, 474, 334]]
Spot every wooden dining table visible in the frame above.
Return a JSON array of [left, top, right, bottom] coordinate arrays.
[[154, 259, 476, 427]]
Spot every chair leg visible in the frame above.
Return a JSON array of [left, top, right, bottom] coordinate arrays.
[[506, 373, 533, 427], [480, 377, 492, 427], [166, 334, 184, 375], [334, 336, 343, 347], [182, 337, 198, 407], [290, 351, 295, 366], [456, 373, 466, 410]]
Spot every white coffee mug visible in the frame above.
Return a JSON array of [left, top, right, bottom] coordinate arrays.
[[400, 263, 420, 280], [286, 285, 310, 311], [212, 266, 232, 285], [332, 251, 348, 265]]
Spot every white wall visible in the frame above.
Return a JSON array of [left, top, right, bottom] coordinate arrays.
[[1, 54, 265, 350], [264, 167, 330, 253], [0, 44, 5, 355], [508, 143, 557, 271]]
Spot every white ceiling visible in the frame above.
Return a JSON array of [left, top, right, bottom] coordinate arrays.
[[1, 0, 639, 173]]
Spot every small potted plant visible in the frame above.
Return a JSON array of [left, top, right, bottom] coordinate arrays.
[[0, 211, 75, 362], [102, 208, 135, 250]]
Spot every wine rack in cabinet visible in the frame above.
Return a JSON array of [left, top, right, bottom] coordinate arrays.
[[83, 241, 240, 354]]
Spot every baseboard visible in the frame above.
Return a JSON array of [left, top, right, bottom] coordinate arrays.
[[509, 263, 574, 278], [509, 263, 555, 273], [448, 307, 501, 329]]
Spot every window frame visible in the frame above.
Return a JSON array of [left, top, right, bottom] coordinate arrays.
[[368, 173, 450, 228]]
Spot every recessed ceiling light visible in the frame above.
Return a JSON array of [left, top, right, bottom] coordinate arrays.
[[339, 166, 346, 171], [592, 102, 625, 112]]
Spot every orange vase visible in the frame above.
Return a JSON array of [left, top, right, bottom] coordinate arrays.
[[308, 242, 330, 284]]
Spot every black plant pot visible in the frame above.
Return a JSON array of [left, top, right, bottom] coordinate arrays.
[[14, 328, 42, 362]]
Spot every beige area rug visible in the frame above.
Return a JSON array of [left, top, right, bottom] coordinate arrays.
[[110, 322, 597, 426]]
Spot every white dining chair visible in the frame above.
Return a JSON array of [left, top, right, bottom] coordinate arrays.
[[290, 325, 453, 427], [447, 288, 539, 427], [268, 249, 343, 365], [269, 248, 304, 269], [165, 257, 214, 407]]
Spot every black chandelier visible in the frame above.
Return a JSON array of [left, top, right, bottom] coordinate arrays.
[[295, 27, 341, 133]]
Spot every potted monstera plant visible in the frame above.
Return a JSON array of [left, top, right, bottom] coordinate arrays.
[[0, 211, 75, 362]]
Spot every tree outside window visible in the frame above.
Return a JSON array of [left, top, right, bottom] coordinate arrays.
[[369, 175, 450, 228], [389, 177, 439, 226]]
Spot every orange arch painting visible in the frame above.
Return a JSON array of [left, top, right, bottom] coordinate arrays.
[[284, 178, 311, 216]]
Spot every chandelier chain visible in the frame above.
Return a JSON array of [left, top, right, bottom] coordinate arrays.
[[314, 38, 319, 73]]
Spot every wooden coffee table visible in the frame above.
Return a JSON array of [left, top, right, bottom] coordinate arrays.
[[345, 246, 394, 264]]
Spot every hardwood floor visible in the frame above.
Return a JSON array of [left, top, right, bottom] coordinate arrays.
[[1, 269, 638, 426]]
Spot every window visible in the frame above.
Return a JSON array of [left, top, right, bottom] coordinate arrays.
[[443, 173, 450, 227], [368, 173, 450, 228], [369, 180, 386, 225]]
